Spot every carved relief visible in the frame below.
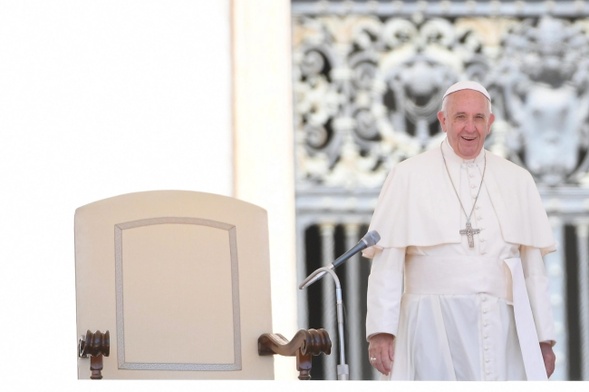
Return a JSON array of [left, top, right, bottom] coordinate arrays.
[[293, 7, 589, 188], [490, 15, 589, 185]]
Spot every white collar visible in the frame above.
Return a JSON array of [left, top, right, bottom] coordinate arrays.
[[441, 138, 486, 166]]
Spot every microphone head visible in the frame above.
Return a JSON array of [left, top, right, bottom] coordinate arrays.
[[363, 230, 380, 246]]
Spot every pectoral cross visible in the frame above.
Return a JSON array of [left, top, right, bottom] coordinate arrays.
[[459, 221, 480, 248]]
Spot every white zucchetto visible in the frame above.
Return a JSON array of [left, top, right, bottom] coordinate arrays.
[[443, 80, 491, 101]]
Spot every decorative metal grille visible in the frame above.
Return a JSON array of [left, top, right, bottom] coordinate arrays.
[[293, 0, 589, 381]]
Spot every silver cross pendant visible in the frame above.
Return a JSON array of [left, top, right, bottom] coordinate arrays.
[[459, 221, 481, 248]]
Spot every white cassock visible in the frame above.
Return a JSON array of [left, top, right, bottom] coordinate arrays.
[[363, 139, 556, 381]]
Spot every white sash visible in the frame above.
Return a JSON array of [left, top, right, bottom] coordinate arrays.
[[504, 257, 547, 380]]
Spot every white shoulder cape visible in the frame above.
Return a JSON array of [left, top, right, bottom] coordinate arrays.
[[363, 145, 556, 257]]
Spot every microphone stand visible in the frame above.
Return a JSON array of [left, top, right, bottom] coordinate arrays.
[[300, 266, 349, 380]]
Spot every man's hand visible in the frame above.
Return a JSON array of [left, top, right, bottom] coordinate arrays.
[[540, 342, 556, 378], [368, 333, 395, 376]]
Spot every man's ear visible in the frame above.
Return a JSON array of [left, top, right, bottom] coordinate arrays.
[[488, 113, 496, 133], [437, 111, 446, 132]]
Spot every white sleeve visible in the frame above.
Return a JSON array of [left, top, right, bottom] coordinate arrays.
[[520, 245, 556, 345], [366, 246, 406, 340]]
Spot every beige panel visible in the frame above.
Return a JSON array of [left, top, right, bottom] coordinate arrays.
[[117, 222, 236, 366], [75, 190, 274, 379]]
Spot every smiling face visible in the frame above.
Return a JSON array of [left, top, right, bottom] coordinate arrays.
[[437, 89, 495, 159]]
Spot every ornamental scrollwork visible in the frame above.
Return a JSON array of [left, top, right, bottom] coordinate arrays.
[[293, 10, 589, 188]]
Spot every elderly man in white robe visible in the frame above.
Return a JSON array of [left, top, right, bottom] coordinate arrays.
[[364, 80, 557, 381]]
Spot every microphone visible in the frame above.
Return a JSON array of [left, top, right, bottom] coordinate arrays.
[[333, 230, 380, 268], [299, 230, 380, 289]]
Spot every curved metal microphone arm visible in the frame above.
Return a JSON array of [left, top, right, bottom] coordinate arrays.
[[298, 231, 380, 379], [298, 265, 333, 290], [300, 266, 349, 380]]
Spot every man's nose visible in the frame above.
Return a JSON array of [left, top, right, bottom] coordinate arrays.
[[464, 118, 477, 132]]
